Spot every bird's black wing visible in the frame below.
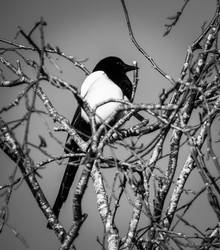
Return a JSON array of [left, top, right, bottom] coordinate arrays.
[[116, 75, 133, 100], [117, 75, 145, 122]]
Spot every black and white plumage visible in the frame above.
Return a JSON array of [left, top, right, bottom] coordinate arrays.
[[48, 57, 138, 228]]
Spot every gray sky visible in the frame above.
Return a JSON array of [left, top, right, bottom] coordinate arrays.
[[0, 1, 217, 250]]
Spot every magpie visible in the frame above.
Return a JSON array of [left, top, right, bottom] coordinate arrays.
[[47, 57, 138, 229]]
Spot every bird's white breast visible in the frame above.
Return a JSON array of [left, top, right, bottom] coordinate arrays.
[[80, 71, 126, 123]]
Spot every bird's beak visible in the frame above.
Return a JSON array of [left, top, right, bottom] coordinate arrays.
[[124, 63, 139, 72]]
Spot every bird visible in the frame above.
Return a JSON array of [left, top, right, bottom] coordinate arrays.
[[47, 56, 138, 229]]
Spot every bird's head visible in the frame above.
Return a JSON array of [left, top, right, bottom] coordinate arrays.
[[93, 56, 138, 78]]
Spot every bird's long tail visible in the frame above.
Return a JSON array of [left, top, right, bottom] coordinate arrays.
[[52, 157, 79, 218], [47, 107, 90, 229], [47, 155, 80, 229]]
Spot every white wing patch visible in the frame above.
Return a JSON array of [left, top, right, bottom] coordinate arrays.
[[80, 71, 126, 123]]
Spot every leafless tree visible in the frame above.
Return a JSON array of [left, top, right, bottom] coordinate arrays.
[[0, 0, 220, 249]]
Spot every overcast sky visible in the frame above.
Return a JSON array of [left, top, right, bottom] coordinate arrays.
[[0, 1, 217, 250]]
